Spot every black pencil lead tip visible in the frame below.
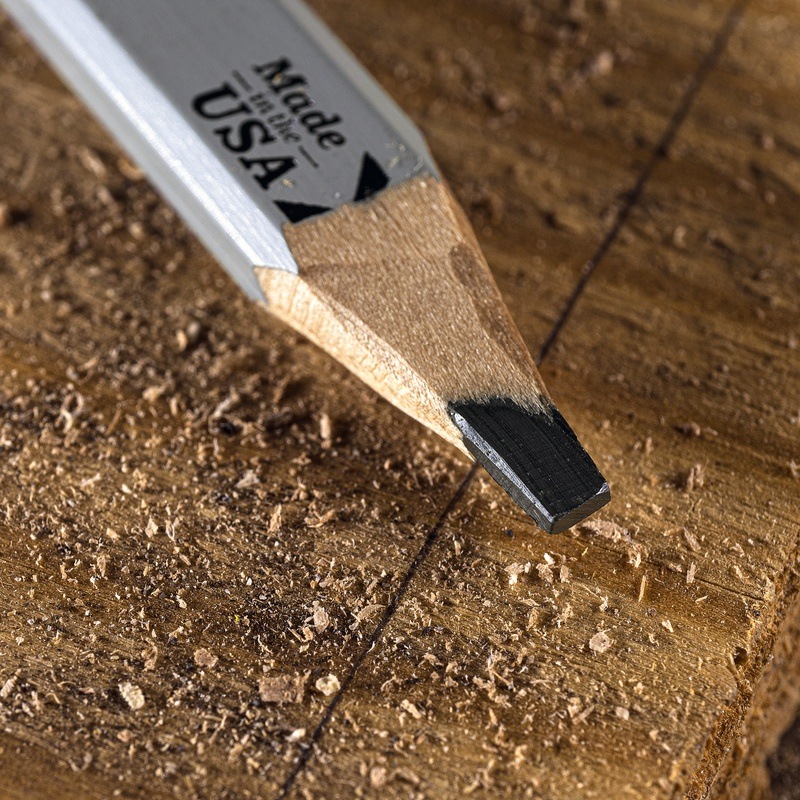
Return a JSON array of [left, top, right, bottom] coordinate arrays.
[[448, 399, 610, 533]]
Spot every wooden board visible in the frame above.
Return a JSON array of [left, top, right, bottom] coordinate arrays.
[[0, 0, 798, 798]]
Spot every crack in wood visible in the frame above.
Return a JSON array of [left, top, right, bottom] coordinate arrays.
[[274, 462, 479, 800], [537, 0, 748, 365]]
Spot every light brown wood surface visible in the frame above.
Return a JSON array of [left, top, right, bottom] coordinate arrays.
[[260, 175, 548, 451], [0, 0, 798, 799]]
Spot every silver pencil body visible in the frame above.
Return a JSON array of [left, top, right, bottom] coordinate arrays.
[[3, 0, 437, 300]]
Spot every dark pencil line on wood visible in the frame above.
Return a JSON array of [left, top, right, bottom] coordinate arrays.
[[274, 463, 479, 800], [273, 5, 746, 797], [537, 0, 747, 364]]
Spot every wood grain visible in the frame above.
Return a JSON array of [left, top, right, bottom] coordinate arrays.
[[259, 176, 547, 451], [0, 0, 798, 798]]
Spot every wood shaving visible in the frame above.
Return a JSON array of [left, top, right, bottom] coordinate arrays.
[[305, 508, 337, 528], [370, 766, 388, 787], [683, 463, 706, 492], [400, 699, 423, 719], [319, 412, 332, 447], [556, 603, 574, 627], [0, 674, 18, 699], [286, 728, 306, 742], [313, 606, 330, 633], [194, 648, 218, 669], [118, 682, 145, 711], [683, 529, 702, 552], [589, 630, 612, 654], [315, 674, 341, 696], [235, 470, 260, 489], [678, 421, 702, 437], [536, 563, 554, 584], [95, 553, 108, 578], [505, 562, 527, 587], [579, 519, 647, 567], [354, 604, 383, 624], [586, 50, 614, 77], [268, 504, 283, 534], [259, 674, 305, 704], [142, 646, 158, 671]]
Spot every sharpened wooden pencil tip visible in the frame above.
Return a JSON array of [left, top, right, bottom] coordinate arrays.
[[448, 399, 610, 533]]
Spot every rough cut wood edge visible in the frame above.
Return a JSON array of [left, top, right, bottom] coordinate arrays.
[[255, 176, 550, 452], [680, 565, 800, 800]]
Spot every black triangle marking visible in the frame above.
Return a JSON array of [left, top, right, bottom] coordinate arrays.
[[353, 152, 389, 202], [275, 200, 332, 223]]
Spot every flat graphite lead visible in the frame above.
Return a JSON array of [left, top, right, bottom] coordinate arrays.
[[3, 0, 611, 532], [449, 401, 610, 534]]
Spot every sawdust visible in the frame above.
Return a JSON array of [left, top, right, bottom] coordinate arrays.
[[193, 648, 218, 669], [683, 463, 706, 492], [0, 1, 798, 798], [319, 411, 333, 448], [313, 606, 330, 634], [578, 519, 647, 567], [315, 674, 341, 696], [259, 675, 306, 705], [588, 630, 613, 654], [118, 682, 145, 711]]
